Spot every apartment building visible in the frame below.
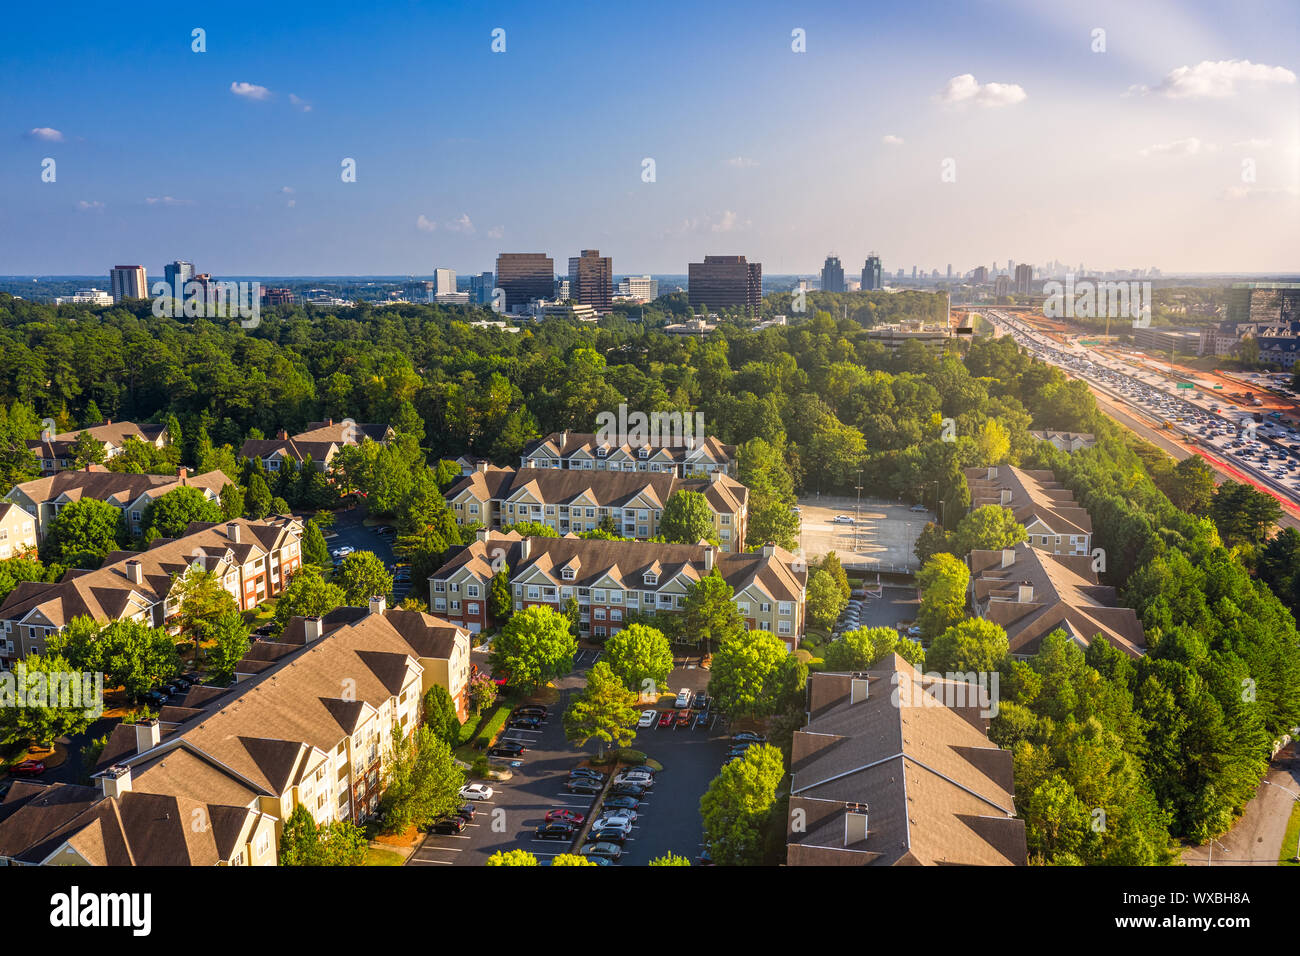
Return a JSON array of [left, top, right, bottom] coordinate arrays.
[[964, 464, 1092, 556], [0, 503, 37, 560], [25, 420, 169, 475], [446, 466, 748, 551], [0, 516, 302, 669], [4, 466, 232, 541], [969, 543, 1146, 658], [1028, 431, 1096, 453], [429, 531, 806, 647], [787, 658, 1026, 866], [519, 431, 736, 477], [238, 418, 394, 472], [0, 600, 471, 865]]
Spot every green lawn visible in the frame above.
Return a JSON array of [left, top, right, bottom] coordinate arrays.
[[1280, 799, 1300, 866], [364, 847, 405, 866]]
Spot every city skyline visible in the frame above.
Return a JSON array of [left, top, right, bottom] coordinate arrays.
[[3, 0, 1298, 275]]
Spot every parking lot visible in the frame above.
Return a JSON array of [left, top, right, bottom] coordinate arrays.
[[320, 510, 409, 603], [797, 497, 929, 572], [407, 659, 731, 866]]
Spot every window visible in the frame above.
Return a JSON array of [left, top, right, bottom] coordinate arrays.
[[760, 602, 771, 614], [562, 568, 575, 580], [643, 573, 658, 585], [779, 601, 793, 616], [778, 620, 792, 635], [466, 584, 480, 598], [434, 581, 446, 592], [467, 603, 480, 615], [737, 601, 750, 615]]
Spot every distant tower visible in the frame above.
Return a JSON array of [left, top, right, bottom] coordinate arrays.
[[861, 255, 882, 291], [821, 255, 845, 293]]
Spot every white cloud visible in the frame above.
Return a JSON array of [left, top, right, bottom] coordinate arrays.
[[882, 134, 904, 146], [416, 215, 437, 232], [487, 226, 504, 239], [76, 200, 104, 211], [27, 127, 63, 142], [230, 81, 272, 101], [937, 74, 1026, 108], [724, 156, 759, 168], [1138, 59, 1296, 99], [446, 213, 474, 234], [289, 93, 312, 112], [711, 210, 746, 233], [286, 199, 296, 208], [1138, 137, 1206, 157], [1232, 138, 1273, 150], [145, 196, 196, 206], [281, 186, 295, 194]]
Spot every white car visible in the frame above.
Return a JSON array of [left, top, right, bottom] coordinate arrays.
[[458, 784, 494, 801], [593, 810, 636, 830], [674, 688, 692, 708], [831, 515, 854, 524], [613, 770, 655, 788], [637, 710, 657, 729]]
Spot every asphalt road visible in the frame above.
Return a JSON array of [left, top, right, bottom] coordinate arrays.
[[1182, 745, 1300, 866]]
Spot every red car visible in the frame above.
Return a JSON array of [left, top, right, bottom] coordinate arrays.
[[657, 711, 674, 729], [492, 671, 510, 688], [676, 709, 693, 728], [9, 760, 45, 777], [545, 809, 585, 825]]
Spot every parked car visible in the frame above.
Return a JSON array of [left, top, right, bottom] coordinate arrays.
[[487, 742, 526, 757], [592, 809, 637, 829], [613, 771, 654, 789], [657, 711, 674, 729], [694, 710, 711, 730], [507, 715, 542, 729], [690, 693, 708, 709], [455, 803, 477, 822], [568, 768, 606, 781], [831, 514, 854, 524], [430, 816, 466, 834], [909, 504, 928, 513], [534, 823, 576, 841], [608, 782, 647, 798], [513, 705, 548, 719], [601, 795, 640, 812], [458, 784, 494, 801], [586, 827, 627, 845], [566, 778, 604, 795], [545, 809, 585, 825], [8, 760, 45, 777], [579, 842, 623, 862], [732, 732, 767, 744], [637, 709, 657, 728]]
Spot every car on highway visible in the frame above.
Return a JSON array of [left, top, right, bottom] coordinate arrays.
[[458, 784, 494, 801], [637, 709, 657, 729]]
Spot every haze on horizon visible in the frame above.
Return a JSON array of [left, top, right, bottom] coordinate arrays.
[[2, 0, 1297, 277]]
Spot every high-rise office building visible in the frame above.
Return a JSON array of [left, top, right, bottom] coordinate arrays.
[[434, 268, 457, 297], [568, 249, 613, 312], [164, 260, 194, 292], [110, 265, 148, 302], [972, 266, 989, 285], [946, 264, 953, 280], [861, 255, 882, 291], [820, 255, 845, 293], [470, 272, 495, 305], [496, 253, 555, 312], [617, 276, 658, 302], [995, 275, 1011, 296], [687, 255, 762, 316], [1014, 263, 1033, 294]]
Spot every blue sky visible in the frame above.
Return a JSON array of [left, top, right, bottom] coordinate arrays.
[[2, 0, 1297, 276]]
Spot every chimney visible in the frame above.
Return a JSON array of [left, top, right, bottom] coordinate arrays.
[[369, 594, 387, 615], [125, 560, 143, 585], [520, 538, 531, 560], [1017, 582, 1034, 603], [325, 417, 333, 426], [178, 466, 188, 485], [134, 718, 160, 754], [762, 541, 776, 558], [986, 465, 996, 480], [850, 673, 870, 704], [703, 546, 715, 571], [476, 529, 490, 543], [476, 461, 489, 473], [1001, 548, 1016, 569], [101, 765, 132, 799], [560, 429, 568, 446], [844, 803, 869, 845], [105, 419, 111, 426], [999, 488, 1012, 505], [304, 616, 323, 642], [277, 428, 289, 440], [228, 522, 240, 543], [710, 470, 722, 484]]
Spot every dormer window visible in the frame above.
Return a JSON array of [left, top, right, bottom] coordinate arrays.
[[597, 447, 608, 458], [562, 569, 575, 580], [643, 573, 658, 585], [638, 447, 649, 459]]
